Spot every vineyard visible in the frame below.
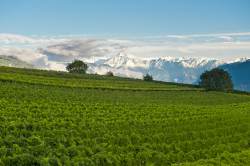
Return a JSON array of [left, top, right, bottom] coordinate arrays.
[[0, 66, 250, 166]]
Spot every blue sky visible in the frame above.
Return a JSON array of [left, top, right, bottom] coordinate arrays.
[[0, 0, 250, 36]]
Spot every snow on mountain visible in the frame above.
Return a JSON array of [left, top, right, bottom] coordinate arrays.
[[104, 52, 149, 68], [88, 52, 226, 84], [148, 58, 223, 83], [226, 57, 250, 64]]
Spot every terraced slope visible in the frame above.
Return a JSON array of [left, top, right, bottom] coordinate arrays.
[[0, 67, 197, 91], [0, 67, 249, 166]]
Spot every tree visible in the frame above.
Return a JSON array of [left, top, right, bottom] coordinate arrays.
[[143, 74, 153, 81], [106, 71, 114, 77], [199, 68, 233, 91], [66, 60, 88, 74]]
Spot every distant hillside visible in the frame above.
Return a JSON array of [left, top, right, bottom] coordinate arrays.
[[0, 55, 33, 68], [220, 60, 250, 92]]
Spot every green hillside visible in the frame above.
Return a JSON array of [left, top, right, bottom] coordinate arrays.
[[0, 66, 249, 166]]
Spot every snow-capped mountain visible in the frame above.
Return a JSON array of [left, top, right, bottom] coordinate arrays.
[[89, 52, 250, 91], [88, 52, 224, 84], [103, 52, 149, 68]]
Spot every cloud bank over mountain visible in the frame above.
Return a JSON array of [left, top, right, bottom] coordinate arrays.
[[0, 32, 250, 84]]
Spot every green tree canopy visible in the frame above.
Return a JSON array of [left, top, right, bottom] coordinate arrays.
[[66, 60, 88, 74], [199, 68, 233, 91], [106, 71, 114, 77], [143, 74, 153, 81]]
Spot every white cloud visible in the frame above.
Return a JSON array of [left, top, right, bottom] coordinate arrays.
[[0, 32, 250, 71], [0, 34, 35, 44], [167, 32, 250, 38], [0, 46, 44, 63], [217, 36, 233, 41], [127, 41, 250, 60]]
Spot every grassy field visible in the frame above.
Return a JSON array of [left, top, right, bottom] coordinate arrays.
[[0, 66, 249, 166]]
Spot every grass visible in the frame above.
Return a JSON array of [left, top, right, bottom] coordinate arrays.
[[0, 66, 249, 166]]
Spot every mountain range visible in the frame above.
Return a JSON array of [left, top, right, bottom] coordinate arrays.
[[88, 52, 221, 83], [220, 60, 250, 92], [87, 52, 249, 92], [0, 52, 249, 92]]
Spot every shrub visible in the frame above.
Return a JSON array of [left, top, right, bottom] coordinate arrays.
[[143, 74, 153, 81], [66, 60, 88, 74], [199, 68, 233, 91], [106, 71, 114, 77]]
